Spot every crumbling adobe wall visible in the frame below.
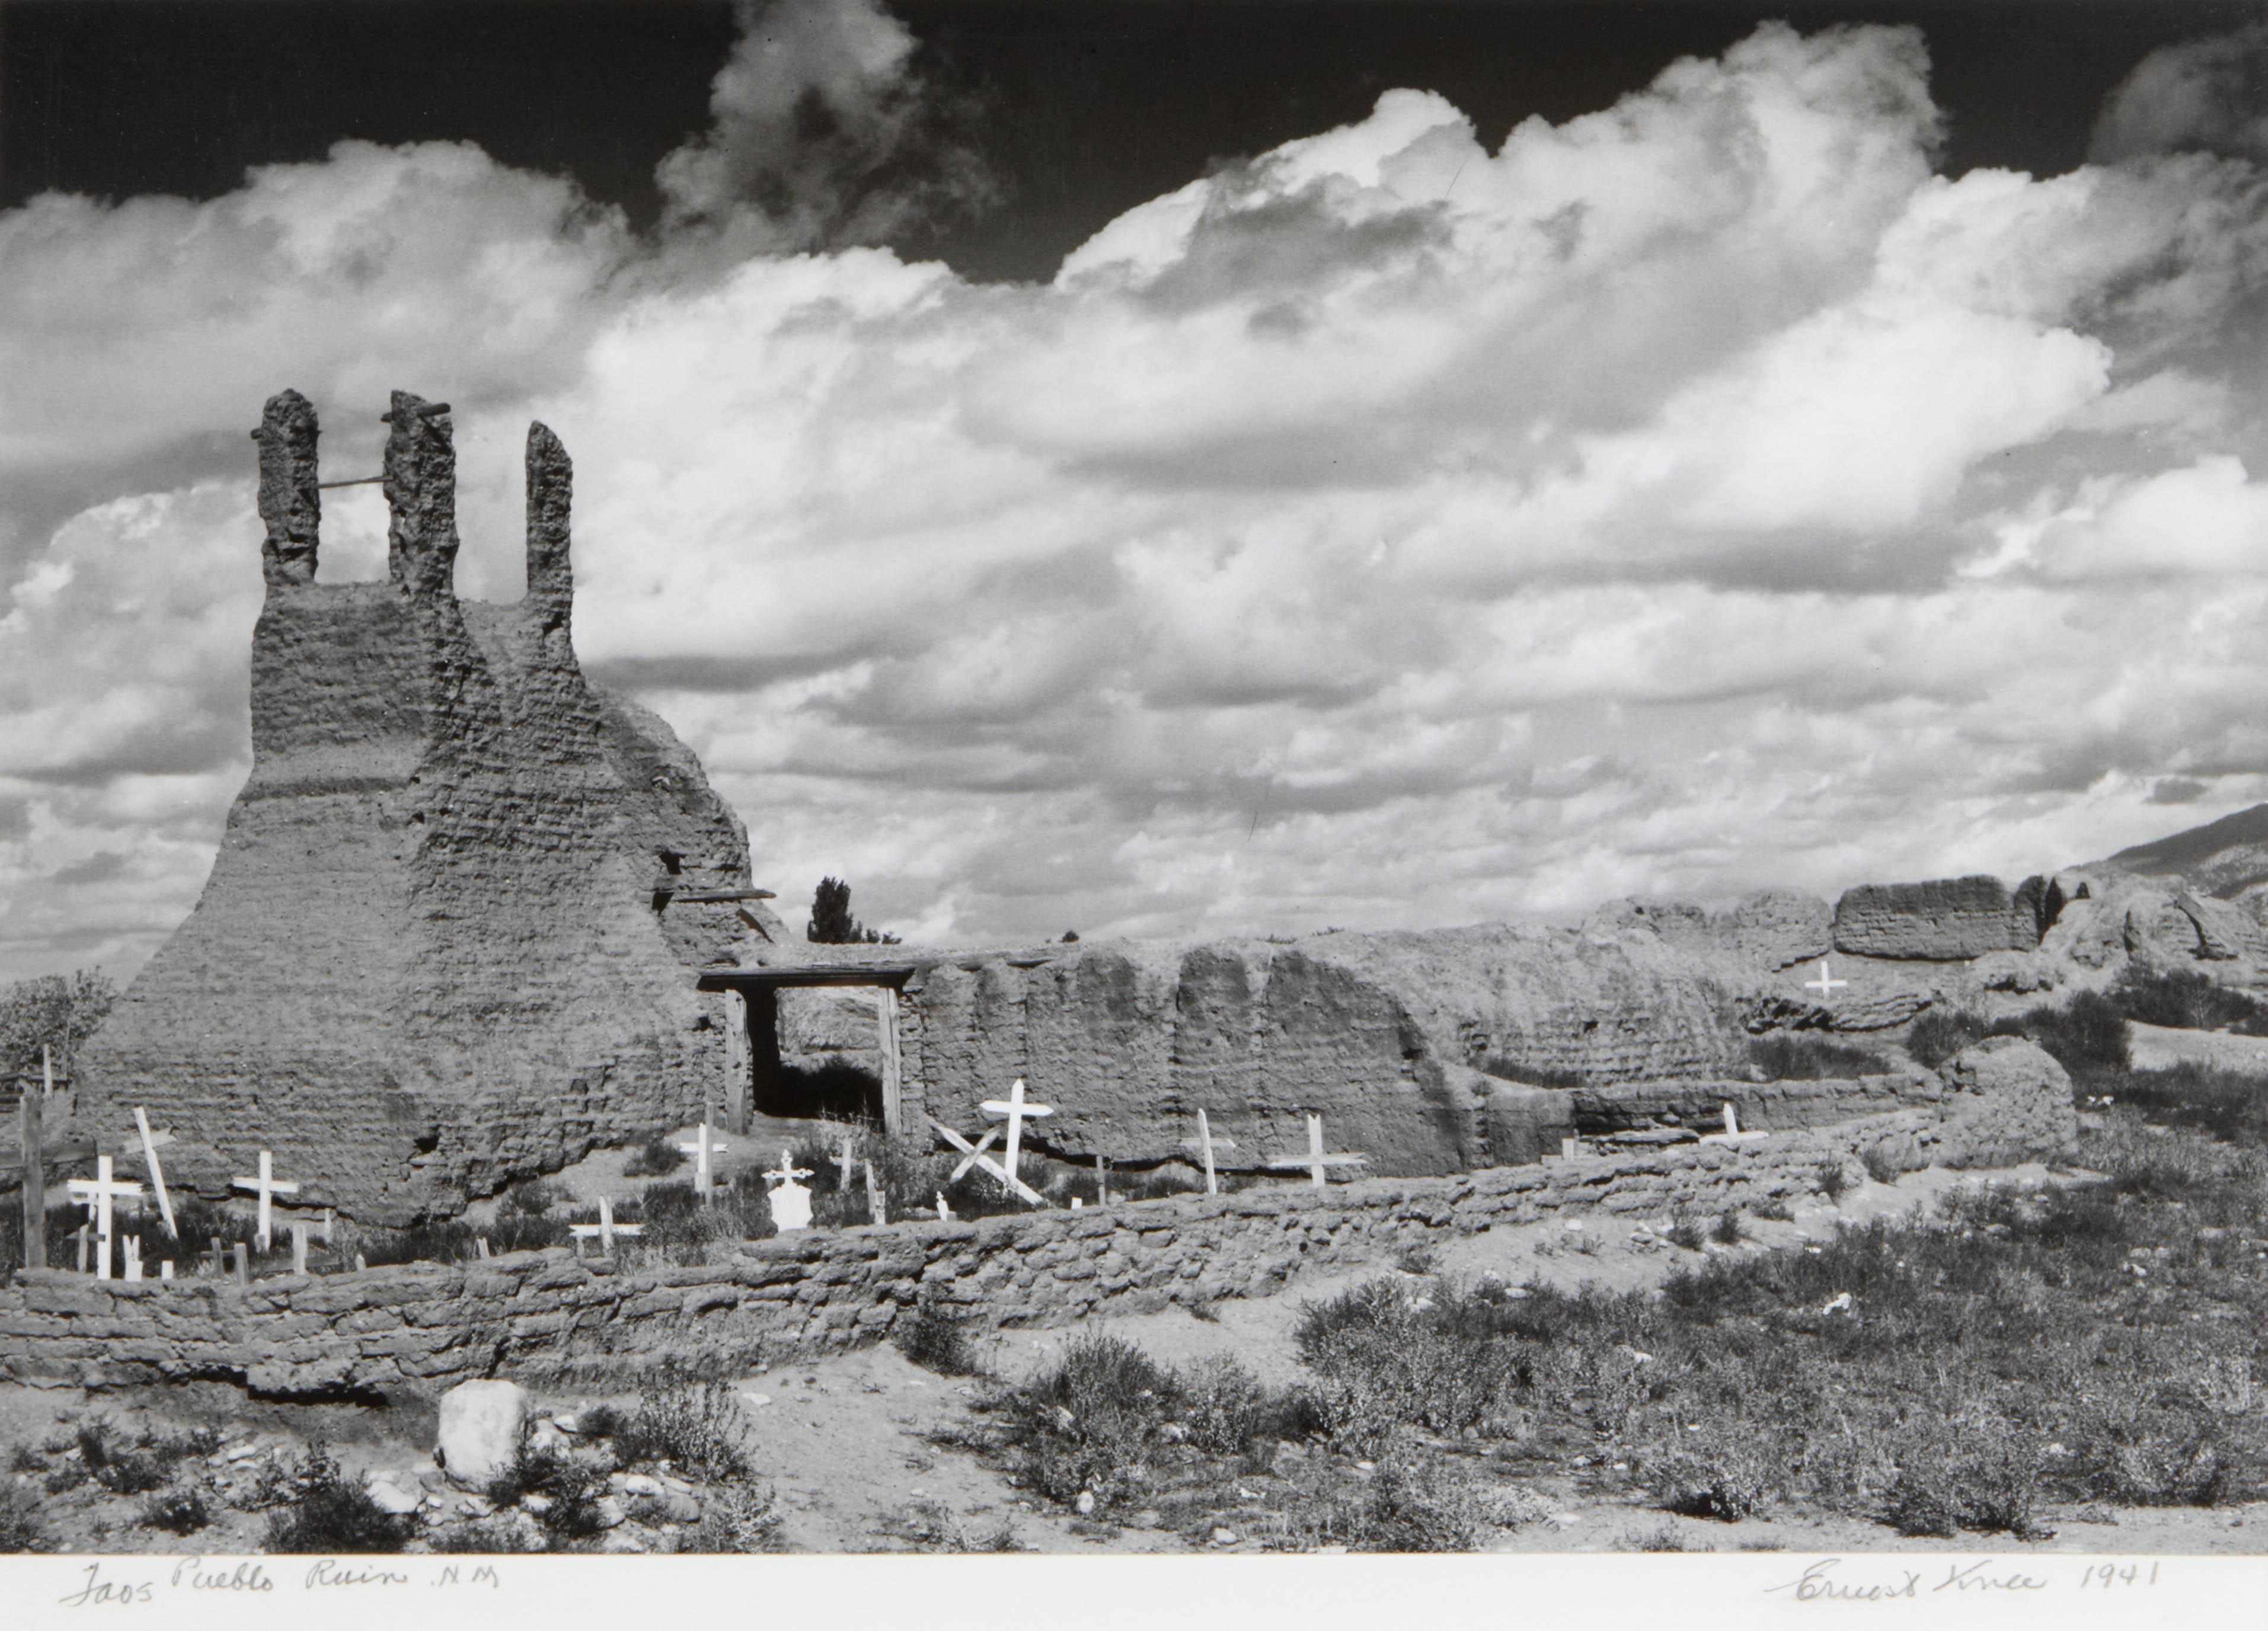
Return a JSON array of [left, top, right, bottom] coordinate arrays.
[[0, 1041, 2075, 1396], [1832, 875, 2030, 960], [75, 391, 766, 1226], [896, 925, 1755, 1178]]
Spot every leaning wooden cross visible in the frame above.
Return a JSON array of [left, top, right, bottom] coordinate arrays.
[[1264, 1114, 1366, 1190], [133, 1108, 178, 1239], [231, 1150, 299, 1252], [678, 1120, 729, 1206], [569, 1195, 644, 1259], [66, 1155, 143, 1281], [925, 1115, 1044, 1207], [1180, 1110, 1237, 1196]]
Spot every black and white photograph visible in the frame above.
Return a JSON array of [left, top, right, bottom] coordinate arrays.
[[3, 0, 2268, 1614]]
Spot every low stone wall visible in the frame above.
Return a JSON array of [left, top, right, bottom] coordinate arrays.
[[0, 1040, 2075, 1398]]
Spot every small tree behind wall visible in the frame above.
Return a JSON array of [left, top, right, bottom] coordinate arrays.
[[807, 877, 899, 945]]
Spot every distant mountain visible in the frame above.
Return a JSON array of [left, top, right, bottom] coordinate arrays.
[[2091, 802, 2268, 899]]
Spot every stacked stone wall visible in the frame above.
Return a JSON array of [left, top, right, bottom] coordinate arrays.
[[0, 1041, 2074, 1397]]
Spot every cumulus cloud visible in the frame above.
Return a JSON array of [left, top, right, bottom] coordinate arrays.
[[2093, 23, 2268, 163], [9, 15, 2268, 980], [656, 0, 996, 247]]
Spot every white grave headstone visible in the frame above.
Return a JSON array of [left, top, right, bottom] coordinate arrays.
[[764, 1149, 815, 1233]]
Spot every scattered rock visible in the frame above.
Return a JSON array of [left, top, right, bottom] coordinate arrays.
[[364, 1471, 423, 1516], [437, 1380, 530, 1490], [1075, 1491, 1096, 1515], [593, 1496, 627, 1530], [619, 1473, 663, 1498], [1210, 1527, 1239, 1546], [660, 1491, 701, 1524], [522, 1493, 554, 1517]]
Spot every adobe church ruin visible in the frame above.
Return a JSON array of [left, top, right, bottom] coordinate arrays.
[[70, 389, 2256, 1228], [76, 391, 768, 1224]]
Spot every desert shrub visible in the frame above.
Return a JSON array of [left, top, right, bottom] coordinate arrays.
[[1752, 1198, 1794, 1223], [140, 1489, 211, 1536], [1293, 1278, 1516, 1450], [75, 1418, 176, 1495], [1011, 1331, 1181, 1509], [1666, 1213, 1707, 1251], [895, 1288, 983, 1376], [356, 1219, 480, 1268], [262, 1443, 413, 1553], [1276, 1449, 1484, 1552], [682, 1481, 781, 1553], [1884, 1416, 2045, 1539], [485, 1443, 605, 1539], [572, 1403, 626, 1440], [1813, 1160, 1851, 1203], [1860, 1144, 1905, 1185], [1748, 1035, 1893, 1080], [2112, 965, 2268, 1033], [1712, 1211, 1745, 1246], [2105, 1063, 2268, 1149], [623, 1136, 686, 1178], [1646, 1424, 1776, 1521], [616, 1360, 750, 1480], [2020, 991, 2130, 1073], [1181, 1355, 1321, 1457], [503, 1180, 566, 1217], [1906, 1007, 1991, 1068], [0, 1482, 50, 1552]]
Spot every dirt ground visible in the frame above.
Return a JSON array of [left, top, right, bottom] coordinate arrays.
[[7, 1157, 2264, 1557], [2127, 1021, 2268, 1076]]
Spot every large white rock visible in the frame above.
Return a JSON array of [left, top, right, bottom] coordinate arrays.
[[364, 1470, 423, 1515], [436, 1379, 529, 1489]]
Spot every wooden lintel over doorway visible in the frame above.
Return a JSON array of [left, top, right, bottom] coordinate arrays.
[[696, 964, 919, 1137]]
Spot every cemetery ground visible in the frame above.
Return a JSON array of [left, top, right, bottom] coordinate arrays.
[[2, 1051, 2267, 1556]]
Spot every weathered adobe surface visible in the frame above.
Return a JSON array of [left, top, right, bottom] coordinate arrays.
[[1832, 875, 2028, 961], [74, 391, 769, 1226], [0, 1040, 2075, 1396]]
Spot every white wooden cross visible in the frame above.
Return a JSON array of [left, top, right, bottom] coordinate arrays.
[[927, 1116, 1044, 1205], [1804, 960, 1848, 999], [67, 1155, 143, 1281], [978, 1077, 1053, 1192], [231, 1150, 299, 1252], [764, 1149, 815, 1233], [1264, 1114, 1366, 1189], [133, 1108, 178, 1239], [570, 1195, 644, 1258], [947, 1125, 1001, 1184], [1181, 1110, 1237, 1196], [678, 1120, 729, 1205]]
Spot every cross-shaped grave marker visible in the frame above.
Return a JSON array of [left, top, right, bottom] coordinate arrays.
[[1804, 960, 1848, 999], [570, 1195, 645, 1259], [133, 1108, 178, 1239], [979, 1077, 1052, 1194], [678, 1120, 729, 1205], [1264, 1114, 1366, 1190], [67, 1155, 143, 1281], [231, 1150, 299, 1252], [764, 1149, 816, 1233], [1180, 1109, 1237, 1196], [926, 1115, 1044, 1206]]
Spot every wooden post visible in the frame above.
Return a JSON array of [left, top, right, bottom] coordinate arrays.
[[1722, 1102, 1739, 1137], [724, 989, 751, 1136], [122, 1235, 143, 1282], [134, 1108, 177, 1239], [206, 1237, 224, 1278], [159, 1261, 174, 1282], [749, 985, 782, 1122], [354, 1252, 368, 1272], [18, 1090, 44, 1272], [1560, 1137, 1580, 1161], [41, 1043, 53, 1096], [291, 1223, 311, 1277], [865, 1159, 886, 1226], [833, 1131, 857, 1195], [876, 987, 904, 1137], [475, 1236, 493, 1260], [231, 1242, 249, 1285], [1198, 1109, 1218, 1196], [1097, 1153, 1110, 1208], [75, 1225, 90, 1274]]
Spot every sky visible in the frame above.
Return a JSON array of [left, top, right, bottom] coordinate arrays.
[[7, 0, 2268, 982]]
